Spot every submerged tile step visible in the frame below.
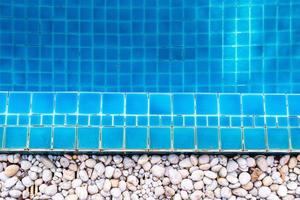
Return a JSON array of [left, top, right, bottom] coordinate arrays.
[[0, 92, 299, 152]]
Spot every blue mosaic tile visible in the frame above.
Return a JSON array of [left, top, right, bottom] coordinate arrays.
[[0, 92, 298, 152], [1, 1, 299, 93]]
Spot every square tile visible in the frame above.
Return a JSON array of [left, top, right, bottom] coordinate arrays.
[[53, 128, 75, 149], [5, 127, 27, 148], [102, 128, 123, 149], [125, 128, 147, 149], [150, 128, 171, 149], [174, 128, 194, 149], [29, 128, 51, 149], [197, 128, 218, 150]]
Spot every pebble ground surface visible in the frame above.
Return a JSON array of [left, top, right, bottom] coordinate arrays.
[[0, 154, 300, 200]]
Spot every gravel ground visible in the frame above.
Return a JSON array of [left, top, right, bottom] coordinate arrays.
[[0, 154, 300, 200]]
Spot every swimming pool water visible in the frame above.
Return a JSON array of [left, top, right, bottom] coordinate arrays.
[[0, 0, 299, 152], [0, 92, 298, 152], [0, 0, 300, 92]]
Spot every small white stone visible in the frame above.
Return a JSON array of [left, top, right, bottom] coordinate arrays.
[[180, 179, 193, 191], [154, 186, 165, 197], [246, 157, 256, 167], [232, 188, 247, 197], [45, 184, 57, 196], [226, 175, 239, 184], [191, 170, 204, 181], [20, 160, 32, 170], [181, 190, 189, 199], [22, 190, 30, 199], [110, 188, 121, 198], [151, 165, 165, 178], [280, 155, 290, 166], [65, 194, 79, 200], [60, 157, 70, 168], [105, 166, 115, 178], [52, 193, 64, 200], [123, 157, 135, 169], [277, 185, 288, 197], [296, 187, 300, 195], [210, 157, 219, 166], [204, 171, 217, 179], [22, 176, 33, 187], [4, 177, 18, 188], [42, 169, 52, 182], [199, 155, 210, 164], [63, 170, 75, 181], [257, 157, 268, 172], [9, 190, 22, 198], [85, 159, 96, 168], [168, 154, 179, 164], [179, 158, 192, 168], [142, 162, 151, 171], [194, 181, 204, 189], [237, 158, 248, 170], [40, 156, 55, 169], [262, 176, 273, 186], [76, 187, 88, 200], [103, 179, 111, 192], [239, 172, 251, 185], [219, 167, 227, 177], [221, 187, 232, 198], [258, 186, 271, 198], [138, 155, 149, 165], [127, 175, 139, 186], [119, 180, 127, 191], [168, 169, 182, 185], [190, 191, 203, 200], [287, 182, 297, 190], [113, 155, 123, 164], [94, 162, 105, 176], [87, 185, 98, 194], [227, 160, 238, 172], [79, 170, 89, 182], [288, 157, 297, 169]]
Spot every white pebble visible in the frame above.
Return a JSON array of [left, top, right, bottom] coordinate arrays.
[[151, 165, 165, 178], [105, 166, 115, 178], [257, 157, 268, 172], [9, 190, 22, 198], [258, 186, 271, 198], [227, 160, 238, 172], [277, 185, 288, 197], [76, 187, 88, 200], [45, 184, 57, 196], [199, 155, 210, 164], [239, 172, 251, 185], [179, 158, 192, 168], [180, 179, 193, 191], [168, 169, 182, 185], [168, 154, 179, 164]]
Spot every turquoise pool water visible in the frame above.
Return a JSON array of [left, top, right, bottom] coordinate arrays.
[[0, 92, 298, 152], [0, 0, 299, 152]]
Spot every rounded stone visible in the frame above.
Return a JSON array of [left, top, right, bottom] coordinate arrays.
[[180, 179, 193, 191], [239, 172, 251, 185], [258, 186, 271, 198], [75, 187, 88, 200], [4, 165, 19, 177], [277, 185, 288, 197], [151, 165, 165, 178], [199, 155, 210, 165]]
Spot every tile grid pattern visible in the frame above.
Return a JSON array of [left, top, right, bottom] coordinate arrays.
[[0, 92, 299, 152], [0, 1, 300, 92]]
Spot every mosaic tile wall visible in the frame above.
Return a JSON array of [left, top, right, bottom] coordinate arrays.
[[0, 0, 299, 92]]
